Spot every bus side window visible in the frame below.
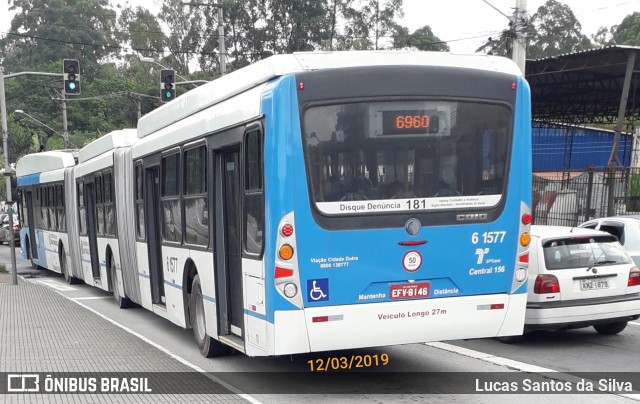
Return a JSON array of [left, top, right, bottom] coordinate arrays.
[[161, 152, 182, 243], [183, 146, 208, 246], [244, 128, 264, 256], [135, 163, 145, 240]]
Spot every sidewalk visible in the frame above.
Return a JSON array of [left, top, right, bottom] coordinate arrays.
[[0, 259, 250, 403]]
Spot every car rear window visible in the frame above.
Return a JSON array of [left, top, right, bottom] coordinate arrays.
[[542, 235, 631, 270]]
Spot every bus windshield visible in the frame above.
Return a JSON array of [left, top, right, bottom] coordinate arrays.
[[302, 100, 512, 215]]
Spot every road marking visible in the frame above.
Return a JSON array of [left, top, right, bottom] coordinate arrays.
[[37, 279, 77, 292], [427, 342, 640, 400], [629, 321, 640, 326], [60, 294, 263, 404], [426, 342, 556, 372], [70, 296, 112, 301]]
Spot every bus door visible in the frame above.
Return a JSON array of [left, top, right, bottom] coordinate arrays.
[[84, 182, 101, 279], [215, 148, 244, 339], [144, 166, 165, 305], [25, 190, 38, 259]]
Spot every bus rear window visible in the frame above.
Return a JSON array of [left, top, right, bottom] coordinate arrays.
[[302, 100, 511, 215]]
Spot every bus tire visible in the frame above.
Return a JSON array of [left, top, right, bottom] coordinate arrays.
[[61, 248, 79, 285], [25, 239, 37, 269], [190, 274, 232, 357], [109, 259, 134, 309]]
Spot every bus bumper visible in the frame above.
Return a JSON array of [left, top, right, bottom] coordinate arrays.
[[273, 293, 527, 355]]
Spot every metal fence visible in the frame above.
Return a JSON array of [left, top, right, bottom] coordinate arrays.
[[532, 167, 640, 227]]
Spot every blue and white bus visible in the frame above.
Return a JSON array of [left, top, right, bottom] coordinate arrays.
[[16, 150, 77, 276], [17, 51, 532, 358], [130, 51, 532, 357]]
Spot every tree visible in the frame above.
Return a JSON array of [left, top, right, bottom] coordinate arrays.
[[353, 0, 403, 50], [592, 27, 613, 47], [393, 25, 449, 51], [526, 0, 592, 59], [612, 12, 640, 46], [158, 0, 205, 75], [1, 0, 119, 76], [117, 5, 165, 59]]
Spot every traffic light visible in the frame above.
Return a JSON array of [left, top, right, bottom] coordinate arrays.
[[161, 69, 175, 102], [63, 59, 81, 95]]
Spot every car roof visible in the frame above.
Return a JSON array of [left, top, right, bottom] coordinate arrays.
[[531, 225, 614, 241], [585, 215, 640, 222]]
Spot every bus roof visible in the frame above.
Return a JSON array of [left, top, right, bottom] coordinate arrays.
[[16, 150, 77, 177], [137, 51, 522, 140], [78, 129, 137, 164]]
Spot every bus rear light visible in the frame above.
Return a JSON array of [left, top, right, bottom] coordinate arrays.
[[515, 267, 527, 282], [275, 267, 294, 279], [281, 223, 294, 237], [628, 267, 640, 287], [279, 244, 294, 260], [312, 316, 328, 323], [298, 81, 304, 90], [518, 253, 529, 263], [521, 213, 532, 225], [511, 82, 516, 90], [534, 274, 560, 294], [520, 233, 531, 246], [283, 283, 298, 298]]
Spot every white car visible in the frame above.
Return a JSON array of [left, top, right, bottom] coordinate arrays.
[[503, 225, 640, 342]]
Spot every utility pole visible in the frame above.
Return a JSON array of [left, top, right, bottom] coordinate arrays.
[[183, 2, 226, 75], [512, 0, 527, 73], [217, 4, 226, 75], [0, 67, 18, 286]]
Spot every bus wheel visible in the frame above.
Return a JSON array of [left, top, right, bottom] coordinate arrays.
[[190, 274, 232, 357], [61, 248, 79, 285], [109, 259, 134, 309], [25, 240, 37, 269]]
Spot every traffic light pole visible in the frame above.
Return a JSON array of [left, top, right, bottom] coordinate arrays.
[[61, 91, 70, 149], [0, 67, 18, 286]]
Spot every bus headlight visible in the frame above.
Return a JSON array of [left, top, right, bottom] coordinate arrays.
[[283, 283, 298, 298]]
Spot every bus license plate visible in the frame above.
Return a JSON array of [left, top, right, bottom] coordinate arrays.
[[390, 282, 430, 300], [580, 278, 609, 291]]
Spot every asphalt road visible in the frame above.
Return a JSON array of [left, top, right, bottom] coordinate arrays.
[[2, 245, 639, 403]]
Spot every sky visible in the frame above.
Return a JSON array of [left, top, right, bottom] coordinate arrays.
[[0, 0, 638, 54]]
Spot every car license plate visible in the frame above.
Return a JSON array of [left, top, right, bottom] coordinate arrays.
[[580, 278, 609, 291], [390, 282, 430, 300]]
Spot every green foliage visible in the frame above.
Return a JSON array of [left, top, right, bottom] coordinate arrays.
[[612, 12, 640, 46], [8, 0, 638, 173], [394, 25, 449, 51], [526, 0, 593, 59], [629, 174, 640, 197]]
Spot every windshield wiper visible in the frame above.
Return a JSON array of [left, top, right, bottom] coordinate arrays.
[[592, 260, 617, 266]]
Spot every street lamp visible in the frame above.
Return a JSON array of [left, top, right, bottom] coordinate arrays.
[[14, 110, 70, 149], [139, 57, 209, 88], [140, 57, 191, 83], [14, 110, 64, 137]]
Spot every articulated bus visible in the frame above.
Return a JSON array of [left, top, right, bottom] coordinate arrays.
[[71, 129, 139, 307], [16, 150, 77, 275], [17, 51, 532, 357]]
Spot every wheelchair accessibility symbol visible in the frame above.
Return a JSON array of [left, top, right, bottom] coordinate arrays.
[[307, 278, 329, 302]]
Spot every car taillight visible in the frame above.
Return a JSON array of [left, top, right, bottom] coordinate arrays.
[[629, 267, 640, 287], [534, 274, 560, 294]]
